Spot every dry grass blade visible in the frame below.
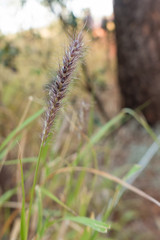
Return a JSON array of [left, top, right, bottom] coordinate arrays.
[[0, 210, 19, 239], [49, 167, 160, 208], [0, 97, 33, 172]]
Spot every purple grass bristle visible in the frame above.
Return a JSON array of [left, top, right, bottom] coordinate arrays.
[[42, 31, 84, 144]]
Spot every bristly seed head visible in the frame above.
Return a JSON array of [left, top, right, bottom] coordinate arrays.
[[42, 31, 84, 144]]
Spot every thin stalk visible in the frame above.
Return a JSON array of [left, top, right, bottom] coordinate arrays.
[[19, 157, 27, 240], [26, 142, 44, 239], [26, 31, 84, 239]]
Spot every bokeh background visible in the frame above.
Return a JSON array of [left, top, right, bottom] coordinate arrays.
[[0, 0, 160, 239]]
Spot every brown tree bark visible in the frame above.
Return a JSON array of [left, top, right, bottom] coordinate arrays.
[[114, 0, 160, 124]]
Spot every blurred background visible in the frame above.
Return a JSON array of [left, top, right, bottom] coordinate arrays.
[[0, 0, 160, 239]]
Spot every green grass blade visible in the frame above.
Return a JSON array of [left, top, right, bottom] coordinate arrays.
[[104, 164, 142, 220], [126, 136, 160, 184], [39, 218, 55, 238], [26, 137, 52, 239], [124, 164, 141, 179], [112, 135, 160, 209], [36, 186, 43, 239], [0, 188, 17, 208], [80, 112, 125, 159], [80, 228, 92, 240], [65, 216, 110, 233], [19, 157, 27, 240], [40, 187, 76, 215], [115, 164, 141, 204], [123, 108, 160, 146], [0, 108, 44, 152], [26, 143, 44, 239], [103, 108, 160, 220], [0, 138, 20, 160], [1, 157, 37, 166], [90, 112, 124, 145], [21, 201, 26, 240]]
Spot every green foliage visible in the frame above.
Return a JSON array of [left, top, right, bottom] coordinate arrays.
[[0, 108, 44, 152], [65, 216, 110, 233], [19, 157, 27, 240], [0, 24, 159, 240], [0, 39, 19, 71], [0, 188, 17, 207]]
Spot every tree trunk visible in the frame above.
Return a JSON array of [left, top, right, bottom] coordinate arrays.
[[114, 0, 160, 124]]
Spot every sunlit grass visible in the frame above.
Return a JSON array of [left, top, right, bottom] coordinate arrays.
[[0, 22, 159, 240]]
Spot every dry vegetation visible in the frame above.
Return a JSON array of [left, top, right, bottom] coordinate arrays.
[[0, 21, 160, 240]]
